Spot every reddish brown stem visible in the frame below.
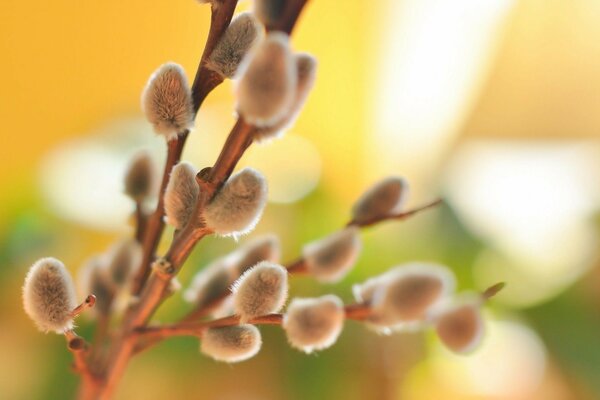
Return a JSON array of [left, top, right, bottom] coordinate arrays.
[[191, 0, 238, 111], [482, 282, 506, 301], [136, 303, 371, 346], [65, 331, 100, 398], [69, 295, 96, 319], [285, 257, 309, 274], [131, 133, 189, 295], [181, 291, 232, 323], [348, 198, 443, 228], [206, 119, 256, 194], [134, 201, 147, 243], [268, 0, 310, 34]]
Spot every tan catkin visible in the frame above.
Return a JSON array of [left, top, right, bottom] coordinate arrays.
[[201, 325, 262, 363], [352, 177, 408, 224], [141, 63, 194, 138], [107, 239, 142, 288], [78, 257, 115, 317], [23, 258, 77, 333], [255, 52, 317, 142], [283, 295, 345, 353], [203, 168, 268, 237], [124, 150, 155, 201], [236, 33, 297, 127], [206, 12, 263, 79], [434, 296, 484, 354], [370, 263, 455, 327], [302, 227, 361, 283], [164, 162, 199, 230], [231, 261, 288, 322]]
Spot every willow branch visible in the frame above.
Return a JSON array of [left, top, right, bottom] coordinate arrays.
[[131, 0, 243, 296], [131, 133, 189, 295], [180, 199, 442, 322], [99, 2, 311, 398]]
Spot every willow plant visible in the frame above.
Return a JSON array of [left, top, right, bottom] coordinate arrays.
[[21, 1, 503, 399]]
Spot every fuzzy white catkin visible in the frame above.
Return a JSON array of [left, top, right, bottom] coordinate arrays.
[[236, 33, 297, 127], [107, 239, 142, 288], [164, 162, 199, 230], [370, 263, 455, 326], [231, 234, 280, 277], [434, 296, 484, 354], [124, 151, 155, 201], [23, 258, 77, 333], [302, 227, 361, 283], [141, 63, 194, 138], [78, 257, 114, 317], [203, 168, 268, 237], [206, 12, 263, 79], [283, 295, 345, 353], [232, 261, 288, 322], [351, 177, 408, 224], [255, 53, 318, 142], [201, 325, 262, 363], [183, 259, 234, 308], [253, 0, 286, 28]]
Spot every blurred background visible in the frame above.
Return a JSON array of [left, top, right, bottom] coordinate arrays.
[[2, 0, 600, 399]]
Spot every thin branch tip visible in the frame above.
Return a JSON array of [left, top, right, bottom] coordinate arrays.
[[69, 294, 97, 319], [482, 282, 506, 300]]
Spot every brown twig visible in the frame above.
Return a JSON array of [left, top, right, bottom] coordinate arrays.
[[267, 0, 310, 34], [206, 119, 256, 195], [135, 303, 371, 348], [134, 201, 147, 243], [482, 282, 506, 301], [191, 0, 239, 111], [65, 330, 100, 398], [69, 295, 96, 319], [347, 198, 444, 229], [285, 257, 309, 274], [131, 133, 190, 295]]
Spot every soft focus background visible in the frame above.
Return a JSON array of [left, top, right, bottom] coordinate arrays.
[[2, 0, 600, 399]]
